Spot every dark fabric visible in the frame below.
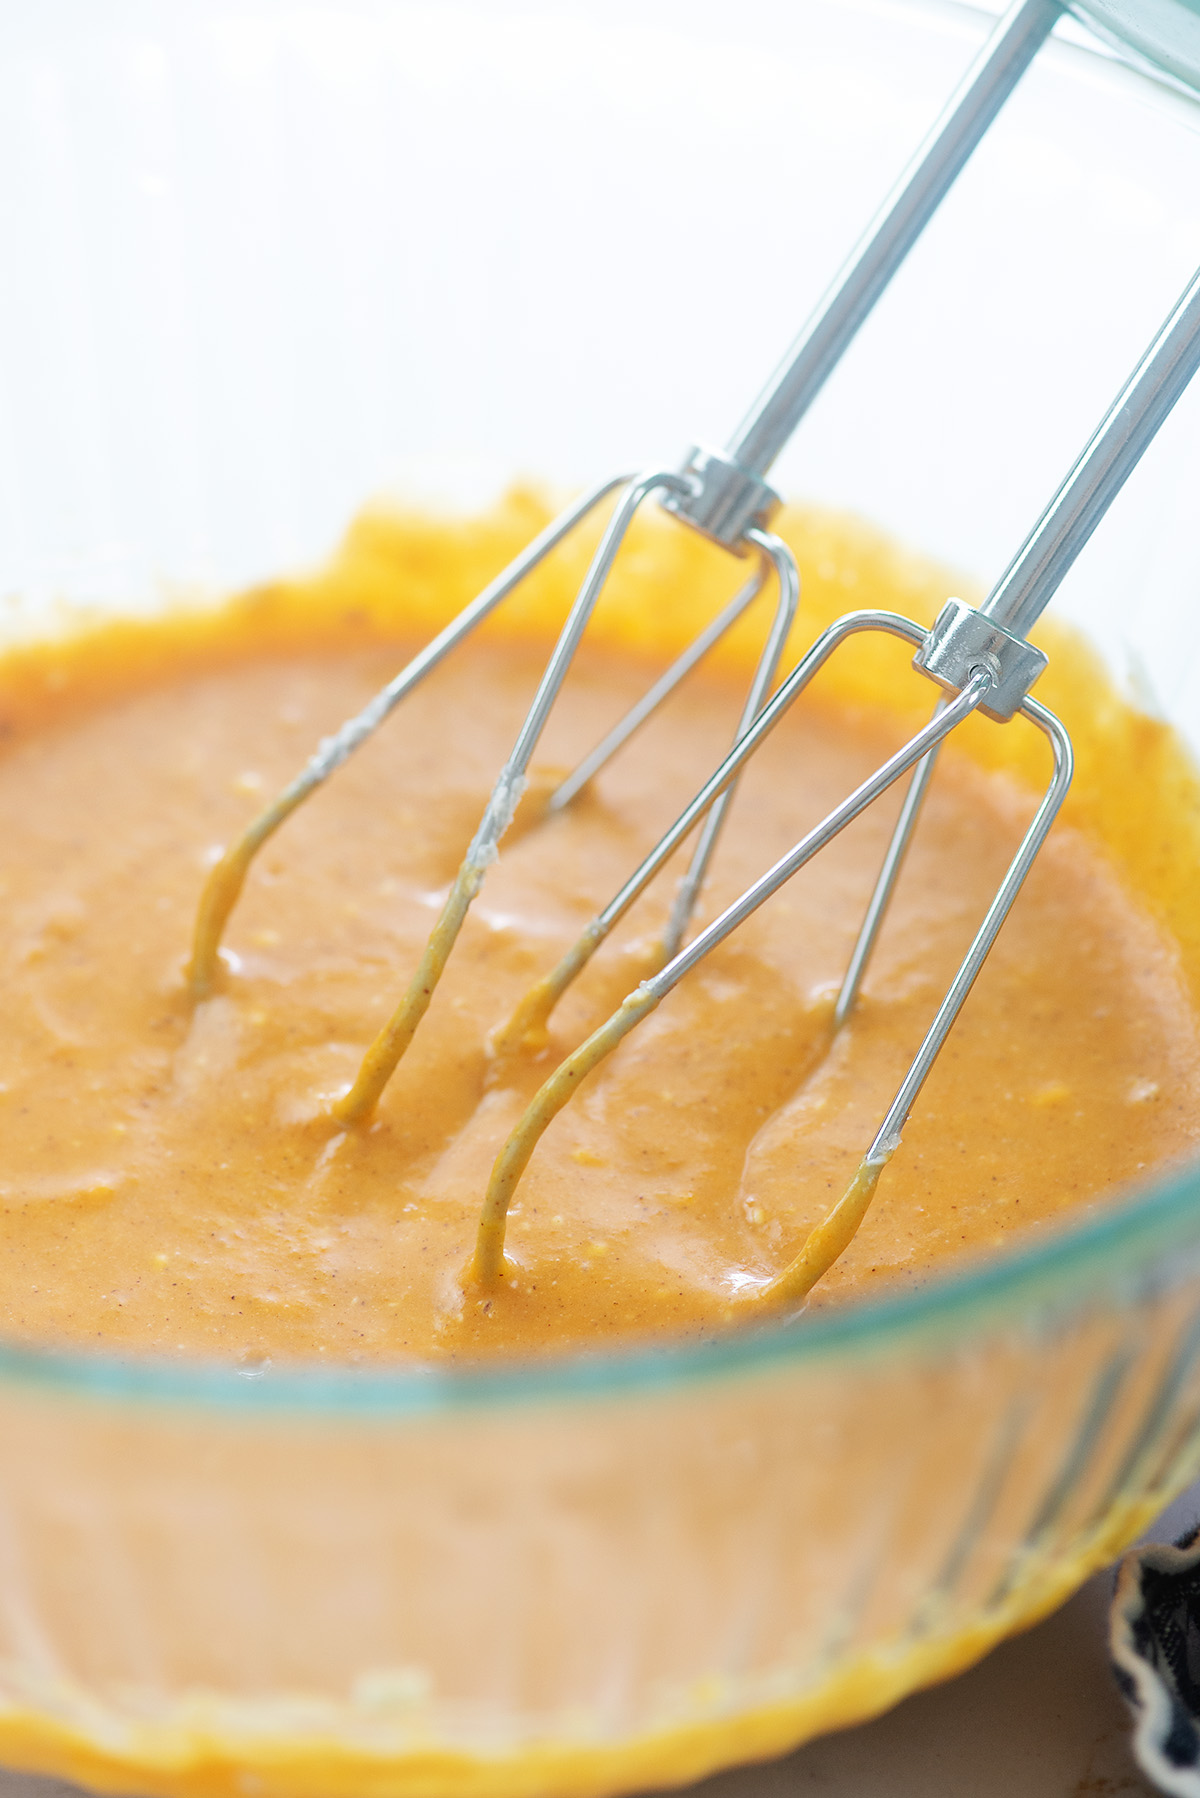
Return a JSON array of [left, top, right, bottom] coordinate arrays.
[[1111, 1522, 1200, 1795]]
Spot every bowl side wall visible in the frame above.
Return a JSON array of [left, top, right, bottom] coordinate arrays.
[[0, 1235, 1199, 1795]]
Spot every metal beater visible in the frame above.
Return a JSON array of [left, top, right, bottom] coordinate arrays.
[[187, 0, 1063, 1029], [472, 264, 1200, 1303], [185, 0, 1200, 1305]]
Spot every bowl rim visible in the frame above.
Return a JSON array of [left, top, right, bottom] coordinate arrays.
[[2, 1157, 1197, 1416]]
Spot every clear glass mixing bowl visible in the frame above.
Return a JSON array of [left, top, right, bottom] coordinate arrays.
[[2, 3, 1200, 1795]]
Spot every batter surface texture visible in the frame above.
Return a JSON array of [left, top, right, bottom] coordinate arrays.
[[0, 496, 1196, 1362]]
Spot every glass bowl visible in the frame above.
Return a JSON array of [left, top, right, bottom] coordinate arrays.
[[2, 2, 1200, 1795]]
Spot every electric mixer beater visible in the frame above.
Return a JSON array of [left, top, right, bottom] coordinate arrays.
[[186, 0, 1200, 1309]]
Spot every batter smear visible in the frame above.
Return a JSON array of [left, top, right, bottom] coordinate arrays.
[[0, 495, 1196, 1363]]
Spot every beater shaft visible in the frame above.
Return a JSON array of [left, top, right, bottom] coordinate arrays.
[[735, 0, 1062, 472], [982, 274, 1200, 639], [839, 256, 1200, 1025], [663, 0, 1062, 546]]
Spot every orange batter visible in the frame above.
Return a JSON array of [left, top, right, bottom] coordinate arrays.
[[0, 492, 1197, 1365]]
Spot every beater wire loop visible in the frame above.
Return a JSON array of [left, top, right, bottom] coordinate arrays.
[[332, 468, 691, 1123], [186, 473, 630, 1000], [333, 496, 808, 1121], [471, 673, 1072, 1304], [545, 560, 770, 814], [493, 608, 928, 1058], [470, 655, 996, 1286], [834, 704, 945, 1029], [866, 694, 1073, 1163], [660, 529, 799, 961]]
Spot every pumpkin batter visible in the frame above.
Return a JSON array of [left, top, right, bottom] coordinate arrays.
[[0, 492, 1197, 1365]]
